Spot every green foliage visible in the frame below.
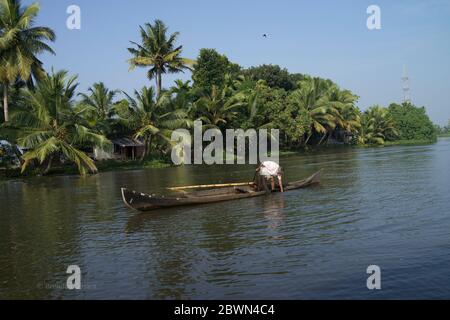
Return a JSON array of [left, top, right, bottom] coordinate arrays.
[[243, 64, 303, 91], [119, 86, 191, 159], [12, 70, 110, 175], [436, 120, 450, 136], [289, 73, 306, 86], [78, 82, 118, 131], [193, 84, 244, 130], [192, 48, 240, 94], [0, 125, 21, 142], [0, 140, 19, 168], [127, 19, 194, 97], [239, 81, 286, 130], [387, 103, 437, 142], [275, 93, 311, 147], [0, 0, 55, 122], [1, 16, 441, 177], [359, 106, 398, 145]]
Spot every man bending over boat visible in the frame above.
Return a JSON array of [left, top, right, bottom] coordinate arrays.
[[255, 161, 284, 193]]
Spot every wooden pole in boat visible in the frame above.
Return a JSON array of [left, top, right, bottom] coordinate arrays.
[[167, 182, 255, 191]]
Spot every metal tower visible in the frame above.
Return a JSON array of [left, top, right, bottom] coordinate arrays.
[[402, 65, 411, 104]]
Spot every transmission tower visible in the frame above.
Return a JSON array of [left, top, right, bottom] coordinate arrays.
[[402, 65, 411, 104]]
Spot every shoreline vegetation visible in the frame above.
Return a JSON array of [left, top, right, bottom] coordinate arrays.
[[0, 2, 445, 179], [437, 133, 450, 138], [1, 138, 443, 179]]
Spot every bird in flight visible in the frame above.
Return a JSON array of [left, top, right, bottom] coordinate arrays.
[[262, 34, 268, 38]]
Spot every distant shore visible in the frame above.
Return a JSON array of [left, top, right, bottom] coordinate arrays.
[[2, 139, 442, 180], [438, 133, 450, 138]]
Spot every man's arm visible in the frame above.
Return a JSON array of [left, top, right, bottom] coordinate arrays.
[[278, 175, 284, 192]]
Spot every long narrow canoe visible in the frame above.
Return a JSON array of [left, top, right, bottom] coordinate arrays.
[[121, 170, 321, 212]]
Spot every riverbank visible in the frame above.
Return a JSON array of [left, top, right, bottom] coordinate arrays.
[[384, 139, 437, 146], [0, 158, 170, 179], [1, 138, 442, 180]]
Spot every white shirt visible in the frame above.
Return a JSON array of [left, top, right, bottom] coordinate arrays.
[[260, 161, 281, 177]]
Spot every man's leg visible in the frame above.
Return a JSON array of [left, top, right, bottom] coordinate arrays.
[[278, 175, 284, 193], [258, 175, 270, 193], [271, 177, 275, 191]]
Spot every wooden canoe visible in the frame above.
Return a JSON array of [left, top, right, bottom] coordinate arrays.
[[121, 170, 321, 212]]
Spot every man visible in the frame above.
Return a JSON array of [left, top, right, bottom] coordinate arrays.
[[256, 161, 284, 193]]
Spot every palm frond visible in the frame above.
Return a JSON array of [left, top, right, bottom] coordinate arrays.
[[59, 141, 98, 175]]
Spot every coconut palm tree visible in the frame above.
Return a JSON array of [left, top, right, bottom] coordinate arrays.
[[193, 85, 244, 130], [79, 82, 118, 120], [359, 105, 398, 145], [290, 77, 336, 145], [77, 82, 118, 134], [171, 79, 191, 94], [127, 19, 194, 98], [121, 86, 190, 160], [334, 89, 361, 134], [320, 85, 360, 144], [12, 70, 110, 175], [230, 76, 266, 130], [0, 0, 55, 122], [169, 79, 193, 111]]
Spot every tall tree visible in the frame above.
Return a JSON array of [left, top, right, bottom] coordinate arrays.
[[78, 82, 118, 134], [169, 79, 193, 112], [192, 48, 240, 94], [243, 64, 294, 91], [321, 85, 360, 144], [289, 77, 336, 145], [127, 19, 194, 98], [121, 86, 190, 160], [79, 82, 118, 120], [193, 85, 244, 130], [387, 102, 436, 141], [359, 105, 398, 145], [13, 70, 110, 175], [0, 0, 55, 122]]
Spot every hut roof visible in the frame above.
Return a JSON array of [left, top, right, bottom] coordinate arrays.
[[111, 137, 144, 147]]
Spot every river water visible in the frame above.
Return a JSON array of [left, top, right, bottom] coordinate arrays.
[[1, 138, 450, 299]]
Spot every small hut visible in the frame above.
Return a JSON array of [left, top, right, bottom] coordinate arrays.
[[111, 137, 145, 160]]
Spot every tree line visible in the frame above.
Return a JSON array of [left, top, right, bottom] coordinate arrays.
[[0, 1, 438, 175], [435, 121, 450, 136]]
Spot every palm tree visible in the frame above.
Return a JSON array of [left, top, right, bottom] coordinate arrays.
[[127, 19, 194, 98], [359, 106, 398, 145], [171, 79, 192, 94], [79, 82, 118, 120], [12, 70, 110, 175], [232, 78, 278, 132], [0, 0, 55, 123], [169, 79, 193, 111], [78, 82, 118, 134], [193, 85, 244, 130], [121, 86, 190, 160], [320, 85, 360, 144], [290, 77, 336, 145]]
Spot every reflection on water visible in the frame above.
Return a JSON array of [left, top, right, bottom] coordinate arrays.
[[1, 138, 450, 299], [263, 195, 285, 239]]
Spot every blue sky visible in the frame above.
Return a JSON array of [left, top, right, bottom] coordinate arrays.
[[30, 0, 450, 125]]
